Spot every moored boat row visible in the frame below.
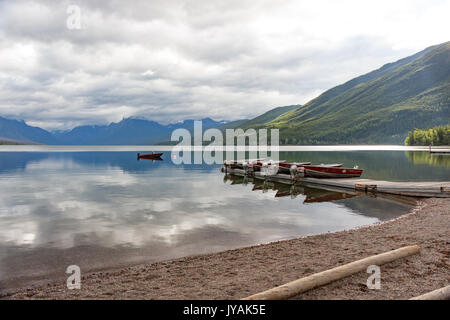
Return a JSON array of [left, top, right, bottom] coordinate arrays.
[[222, 159, 363, 178]]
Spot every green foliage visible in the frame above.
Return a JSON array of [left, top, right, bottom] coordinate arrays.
[[256, 41, 450, 145], [404, 125, 450, 146], [240, 105, 300, 128], [220, 105, 301, 132]]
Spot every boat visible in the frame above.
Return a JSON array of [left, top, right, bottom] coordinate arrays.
[[223, 159, 265, 169], [302, 165, 363, 178], [251, 160, 287, 172], [279, 162, 341, 170], [253, 162, 341, 174], [137, 152, 163, 160], [274, 162, 311, 174]]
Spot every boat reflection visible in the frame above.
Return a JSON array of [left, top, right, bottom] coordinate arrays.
[[137, 157, 163, 162], [224, 174, 359, 203]]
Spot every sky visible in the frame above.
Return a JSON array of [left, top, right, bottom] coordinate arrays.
[[0, 0, 449, 130]]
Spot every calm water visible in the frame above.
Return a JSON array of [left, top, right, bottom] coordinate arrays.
[[0, 147, 448, 290]]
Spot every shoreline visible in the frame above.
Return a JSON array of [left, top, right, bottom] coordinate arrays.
[[3, 198, 449, 300]]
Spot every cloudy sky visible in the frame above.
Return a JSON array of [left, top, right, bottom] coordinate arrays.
[[0, 0, 449, 130]]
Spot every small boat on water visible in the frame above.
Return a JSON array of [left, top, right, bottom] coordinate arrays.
[[252, 160, 286, 172], [278, 162, 342, 171], [253, 161, 342, 174], [224, 159, 268, 170], [302, 165, 363, 178], [276, 162, 311, 174], [137, 152, 163, 160]]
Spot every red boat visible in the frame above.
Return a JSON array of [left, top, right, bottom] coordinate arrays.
[[302, 165, 363, 178], [275, 162, 311, 174], [252, 160, 286, 170], [137, 152, 163, 160], [254, 162, 341, 174]]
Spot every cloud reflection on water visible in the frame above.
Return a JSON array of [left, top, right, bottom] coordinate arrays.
[[0, 152, 414, 286]]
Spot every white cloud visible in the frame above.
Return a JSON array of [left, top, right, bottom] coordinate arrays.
[[0, 0, 448, 130]]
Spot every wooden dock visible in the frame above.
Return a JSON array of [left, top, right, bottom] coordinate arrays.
[[300, 177, 450, 198], [223, 167, 450, 198]]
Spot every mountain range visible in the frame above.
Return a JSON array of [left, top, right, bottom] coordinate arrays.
[[0, 41, 448, 145], [0, 117, 231, 145], [254, 41, 450, 144]]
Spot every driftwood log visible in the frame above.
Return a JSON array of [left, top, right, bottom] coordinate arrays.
[[410, 285, 450, 300], [243, 245, 420, 300]]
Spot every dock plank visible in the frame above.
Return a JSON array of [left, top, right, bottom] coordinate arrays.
[[300, 177, 450, 198], [223, 166, 450, 198]]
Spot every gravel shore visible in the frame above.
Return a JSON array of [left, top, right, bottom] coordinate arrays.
[[3, 198, 449, 300]]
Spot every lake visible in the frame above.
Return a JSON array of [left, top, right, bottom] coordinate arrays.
[[0, 146, 449, 291]]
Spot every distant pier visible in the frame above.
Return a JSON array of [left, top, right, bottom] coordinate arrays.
[[428, 146, 450, 154]]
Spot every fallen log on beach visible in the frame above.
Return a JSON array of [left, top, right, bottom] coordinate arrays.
[[243, 245, 421, 300], [409, 285, 450, 300]]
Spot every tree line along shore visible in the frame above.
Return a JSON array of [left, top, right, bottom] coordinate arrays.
[[404, 125, 450, 146]]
